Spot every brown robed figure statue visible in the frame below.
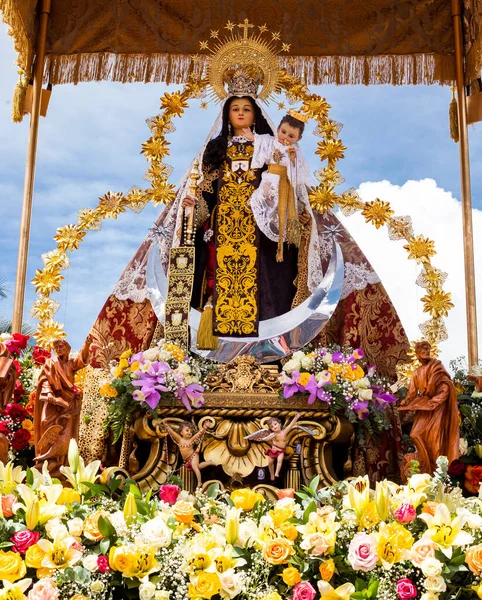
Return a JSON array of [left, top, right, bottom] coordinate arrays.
[[399, 340, 459, 475], [34, 336, 93, 475]]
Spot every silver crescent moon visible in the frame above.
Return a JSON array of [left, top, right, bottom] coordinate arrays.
[[146, 240, 344, 364]]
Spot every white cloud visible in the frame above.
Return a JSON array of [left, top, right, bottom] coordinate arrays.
[[339, 178, 482, 367]]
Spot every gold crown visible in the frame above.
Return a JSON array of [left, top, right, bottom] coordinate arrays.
[[225, 67, 263, 98], [288, 108, 310, 123]]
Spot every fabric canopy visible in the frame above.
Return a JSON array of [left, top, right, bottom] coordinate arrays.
[[1, 0, 481, 86]]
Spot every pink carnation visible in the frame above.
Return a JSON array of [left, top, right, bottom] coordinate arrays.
[[396, 579, 417, 600], [348, 532, 378, 572], [97, 554, 110, 573], [27, 578, 59, 600], [393, 504, 417, 524], [159, 484, 180, 505], [293, 581, 317, 600]]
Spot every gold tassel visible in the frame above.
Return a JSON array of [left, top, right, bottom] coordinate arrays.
[[276, 174, 289, 262], [449, 86, 459, 143], [285, 185, 301, 247], [11, 72, 28, 123], [196, 297, 218, 350]]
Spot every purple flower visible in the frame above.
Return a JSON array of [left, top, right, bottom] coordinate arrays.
[[304, 374, 331, 405], [282, 371, 301, 399], [352, 400, 369, 420], [331, 351, 343, 363], [367, 364, 376, 377], [178, 383, 204, 411], [131, 361, 170, 409], [373, 391, 397, 408]]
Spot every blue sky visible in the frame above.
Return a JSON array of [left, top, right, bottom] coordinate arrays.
[[0, 21, 480, 363]]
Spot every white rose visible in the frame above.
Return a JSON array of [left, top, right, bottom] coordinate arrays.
[[109, 510, 128, 536], [358, 388, 373, 401], [90, 580, 105, 593], [300, 356, 314, 370], [142, 348, 159, 361], [237, 518, 259, 548], [355, 377, 370, 389], [155, 592, 170, 600], [421, 557, 443, 577], [177, 362, 191, 374], [45, 517, 68, 540], [139, 581, 157, 600], [322, 352, 332, 364], [283, 359, 301, 374], [219, 569, 243, 599], [459, 438, 468, 456], [83, 554, 99, 572], [68, 517, 84, 537], [0, 334, 12, 342], [292, 351, 305, 361], [420, 593, 439, 600], [140, 516, 172, 547], [424, 576, 447, 593]]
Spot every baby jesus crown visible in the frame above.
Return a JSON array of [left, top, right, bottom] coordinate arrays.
[[288, 108, 310, 123]]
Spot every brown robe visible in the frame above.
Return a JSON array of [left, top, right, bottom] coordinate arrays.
[[34, 352, 87, 472], [0, 343, 17, 411], [399, 359, 459, 475]]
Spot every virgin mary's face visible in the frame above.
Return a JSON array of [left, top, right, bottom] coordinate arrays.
[[229, 98, 255, 133]]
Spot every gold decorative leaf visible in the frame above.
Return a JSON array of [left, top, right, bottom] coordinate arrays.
[[53, 224, 86, 251], [35, 319, 66, 349], [308, 186, 337, 213], [315, 139, 347, 164], [361, 199, 394, 229], [421, 288, 454, 318], [141, 137, 170, 162], [32, 268, 63, 295], [403, 235, 437, 264], [160, 92, 189, 117], [98, 191, 128, 219]]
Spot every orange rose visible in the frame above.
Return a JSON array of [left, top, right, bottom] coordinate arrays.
[[319, 558, 335, 582], [421, 502, 439, 516], [466, 544, 482, 575], [281, 566, 301, 586], [172, 501, 195, 524], [262, 538, 294, 565], [465, 466, 482, 494], [83, 510, 108, 541], [279, 522, 298, 541]]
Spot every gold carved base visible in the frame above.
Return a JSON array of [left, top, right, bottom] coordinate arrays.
[[120, 357, 354, 493]]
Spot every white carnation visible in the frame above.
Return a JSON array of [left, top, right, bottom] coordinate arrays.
[[83, 554, 99, 572], [139, 581, 157, 600], [421, 557, 443, 577]]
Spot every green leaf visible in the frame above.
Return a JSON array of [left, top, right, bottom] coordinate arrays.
[[64, 567, 76, 581], [350, 593, 366, 600], [98, 515, 116, 539], [129, 484, 142, 498], [0, 542, 13, 549], [26, 468, 33, 486], [367, 580, 379, 597], [302, 500, 316, 523], [99, 537, 111, 554], [355, 578, 367, 592], [207, 482, 220, 499], [309, 475, 320, 493]]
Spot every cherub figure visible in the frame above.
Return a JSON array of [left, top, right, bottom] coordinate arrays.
[[162, 420, 214, 488], [246, 412, 307, 480]]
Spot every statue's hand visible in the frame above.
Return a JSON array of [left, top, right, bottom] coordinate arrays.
[[298, 212, 311, 227], [182, 195, 197, 209], [54, 397, 69, 409], [242, 127, 255, 141]]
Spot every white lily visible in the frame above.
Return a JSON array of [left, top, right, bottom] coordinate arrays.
[[60, 439, 101, 495], [318, 581, 355, 600], [0, 461, 25, 494], [0, 577, 32, 599], [419, 503, 474, 558]]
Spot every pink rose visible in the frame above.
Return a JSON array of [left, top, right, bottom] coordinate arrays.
[[97, 554, 110, 573], [348, 532, 378, 571], [394, 504, 417, 524], [293, 581, 317, 600], [1, 494, 16, 517], [396, 578, 417, 600], [159, 484, 180, 505], [27, 578, 59, 600], [10, 529, 40, 553]]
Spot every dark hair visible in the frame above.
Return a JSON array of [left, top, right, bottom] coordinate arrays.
[[279, 114, 305, 137], [178, 421, 195, 434], [203, 96, 274, 168]]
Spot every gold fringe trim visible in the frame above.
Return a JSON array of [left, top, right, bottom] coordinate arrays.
[[0, 0, 31, 73], [44, 52, 456, 86], [449, 96, 459, 142], [466, 37, 482, 85]]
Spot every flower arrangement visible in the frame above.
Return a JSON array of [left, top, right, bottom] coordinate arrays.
[[447, 358, 482, 495], [0, 446, 482, 599], [103, 341, 214, 442], [0, 334, 49, 463], [279, 346, 397, 435]]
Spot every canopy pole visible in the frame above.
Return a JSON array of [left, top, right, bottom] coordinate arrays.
[[11, 0, 51, 334], [451, 0, 479, 366]]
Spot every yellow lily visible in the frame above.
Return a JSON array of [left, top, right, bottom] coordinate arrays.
[[419, 503, 474, 558], [373, 521, 414, 567], [207, 545, 246, 573], [406, 473, 432, 508], [0, 578, 32, 600], [343, 476, 371, 520], [36, 535, 83, 570], [0, 462, 25, 495], [60, 439, 101, 495], [123, 492, 138, 525], [375, 480, 390, 521], [317, 581, 355, 600], [225, 507, 241, 545], [15, 484, 65, 525]]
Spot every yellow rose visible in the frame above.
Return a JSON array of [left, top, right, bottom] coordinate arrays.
[[271, 504, 296, 528], [319, 558, 335, 582], [21, 419, 34, 432], [172, 501, 195, 524], [120, 349, 133, 360], [466, 544, 482, 575], [129, 361, 141, 373], [473, 584, 482, 599], [359, 502, 380, 530], [230, 489, 264, 511], [57, 488, 81, 505], [328, 364, 342, 383], [298, 372, 311, 387], [188, 571, 220, 599], [279, 522, 298, 541], [262, 538, 294, 565], [109, 546, 134, 574], [25, 543, 46, 569], [0, 550, 26, 582], [282, 566, 301, 586], [83, 510, 108, 541]]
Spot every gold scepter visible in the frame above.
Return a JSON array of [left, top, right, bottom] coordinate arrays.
[[184, 159, 201, 245]]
